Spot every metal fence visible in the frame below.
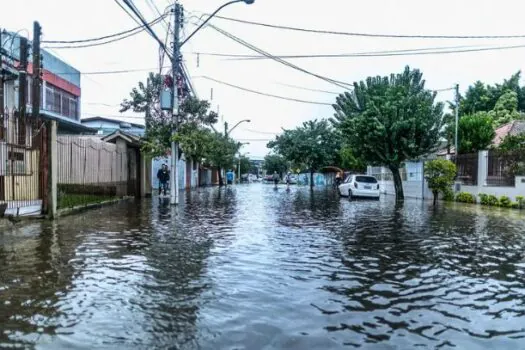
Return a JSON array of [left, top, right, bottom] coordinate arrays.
[[452, 153, 478, 186], [56, 136, 138, 209], [486, 150, 525, 187], [0, 108, 48, 215]]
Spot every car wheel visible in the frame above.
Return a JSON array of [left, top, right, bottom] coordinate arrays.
[[348, 189, 353, 201]]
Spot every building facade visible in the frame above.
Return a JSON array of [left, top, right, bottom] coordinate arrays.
[[81, 117, 145, 136]]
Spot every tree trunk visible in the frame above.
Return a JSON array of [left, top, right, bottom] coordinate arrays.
[[218, 166, 224, 186], [433, 190, 438, 206], [390, 166, 404, 201], [310, 170, 314, 189]]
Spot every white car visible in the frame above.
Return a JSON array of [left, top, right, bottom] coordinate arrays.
[[338, 174, 380, 200]]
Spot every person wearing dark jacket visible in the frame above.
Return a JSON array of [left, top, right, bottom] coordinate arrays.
[[157, 164, 170, 195]]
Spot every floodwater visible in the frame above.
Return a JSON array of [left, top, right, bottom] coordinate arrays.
[[1, 184, 525, 349]]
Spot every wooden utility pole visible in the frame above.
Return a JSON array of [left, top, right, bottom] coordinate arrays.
[[170, 2, 181, 205], [32, 21, 42, 119], [0, 29, 4, 118], [18, 37, 28, 120]]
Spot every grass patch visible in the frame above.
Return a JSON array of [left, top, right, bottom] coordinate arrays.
[[58, 194, 117, 209]]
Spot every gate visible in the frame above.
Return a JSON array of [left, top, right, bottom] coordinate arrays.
[[0, 109, 48, 216]]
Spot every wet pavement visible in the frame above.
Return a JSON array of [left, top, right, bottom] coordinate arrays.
[[1, 184, 525, 349]]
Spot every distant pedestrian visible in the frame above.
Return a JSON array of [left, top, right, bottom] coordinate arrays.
[[157, 164, 170, 195], [272, 171, 280, 188], [285, 172, 292, 188], [226, 169, 234, 185]]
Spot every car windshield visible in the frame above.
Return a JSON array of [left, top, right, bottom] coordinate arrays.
[[355, 176, 378, 184]]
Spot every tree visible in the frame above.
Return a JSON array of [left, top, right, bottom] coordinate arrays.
[[173, 123, 214, 162], [488, 90, 521, 128], [499, 133, 525, 151], [339, 146, 366, 172], [460, 72, 525, 115], [333, 66, 444, 200], [458, 112, 495, 153], [236, 156, 252, 176], [206, 133, 240, 186], [267, 119, 339, 188], [424, 159, 457, 205], [120, 72, 218, 158], [263, 154, 288, 176]]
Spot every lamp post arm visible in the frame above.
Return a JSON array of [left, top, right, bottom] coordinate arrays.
[[180, 0, 244, 48], [228, 119, 250, 135]]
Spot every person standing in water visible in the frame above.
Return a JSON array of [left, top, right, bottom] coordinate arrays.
[[272, 171, 280, 188], [226, 169, 234, 185], [157, 164, 170, 196]]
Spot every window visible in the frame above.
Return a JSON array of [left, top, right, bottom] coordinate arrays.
[[355, 176, 378, 184], [44, 83, 79, 119]]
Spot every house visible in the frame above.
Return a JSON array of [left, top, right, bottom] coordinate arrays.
[[1, 29, 93, 215], [81, 116, 145, 136], [493, 120, 525, 146]]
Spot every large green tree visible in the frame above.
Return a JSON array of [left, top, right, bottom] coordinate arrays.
[[488, 91, 521, 128], [332, 66, 444, 200], [460, 72, 525, 115], [263, 154, 288, 176], [458, 112, 495, 154], [120, 72, 218, 158], [267, 119, 339, 188]]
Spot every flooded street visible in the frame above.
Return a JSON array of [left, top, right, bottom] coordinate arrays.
[[1, 184, 525, 349]]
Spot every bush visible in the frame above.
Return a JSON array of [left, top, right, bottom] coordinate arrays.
[[516, 196, 525, 209], [479, 193, 499, 206], [456, 192, 476, 204], [443, 188, 455, 202], [499, 195, 512, 208], [511, 202, 520, 209]]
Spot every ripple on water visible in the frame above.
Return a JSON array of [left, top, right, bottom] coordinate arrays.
[[1, 187, 525, 349]]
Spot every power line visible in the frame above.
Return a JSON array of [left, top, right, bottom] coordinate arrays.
[[188, 43, 525, 61], [204, 22, 353, 90], [43, 25, 161, 49], [42, 14, 166, 44], [212, 15, 525, 40], [199, 75, 333, 105], [118, 0, 172, 58], [276, 82, 340, 95]]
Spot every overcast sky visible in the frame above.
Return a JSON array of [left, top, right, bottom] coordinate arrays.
[[2, 0, 525, 158]]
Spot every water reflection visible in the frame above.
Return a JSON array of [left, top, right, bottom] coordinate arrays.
[[1, 185, 525, 349]]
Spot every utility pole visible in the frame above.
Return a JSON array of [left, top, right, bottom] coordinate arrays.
[[0, 29, 4, 120], [32, 21, 42, 119], [18, 37, 28, 122], [170, 2, 181, 205], [455, 83, 459, 156]]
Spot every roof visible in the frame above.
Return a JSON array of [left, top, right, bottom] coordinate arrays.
[[102, 129, 141, 147], [493, 120, 525, 146], [81, 116, 145, 129], [38, 110, 96, 134]]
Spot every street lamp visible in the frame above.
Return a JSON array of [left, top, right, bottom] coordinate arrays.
[[181, 0, 255, 48], [225, 119, 251, 137]]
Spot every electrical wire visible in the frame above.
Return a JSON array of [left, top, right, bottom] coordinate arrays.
[[198, 75, 333, 105], [204, 22, 353, 90], [212, 14, 525, 40], [42, 14, 166, 44], [43, 24, 163, 49], [275, 82, 340, 95], [119, 0, 172, 58]]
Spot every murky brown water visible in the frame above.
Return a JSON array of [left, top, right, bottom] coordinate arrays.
[[1, 184, 525, 349]]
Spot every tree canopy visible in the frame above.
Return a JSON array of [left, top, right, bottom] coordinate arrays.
[[458, 112, 495, 154], [121, 72, 218, 158], [263, 154, 288, 175], [332, 66, 444, 200], [267, 119, 339, 187]]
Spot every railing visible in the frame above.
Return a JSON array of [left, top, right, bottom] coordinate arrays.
[[0, 108, 48, 215], [452, 153, 478, 186], [486, 150, 525, 187]]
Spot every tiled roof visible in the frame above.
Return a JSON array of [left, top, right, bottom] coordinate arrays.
[[493, 120, 525, 145]]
